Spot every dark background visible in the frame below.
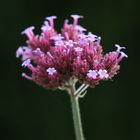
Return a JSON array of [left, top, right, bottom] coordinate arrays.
[[0, 0, 139, 140]]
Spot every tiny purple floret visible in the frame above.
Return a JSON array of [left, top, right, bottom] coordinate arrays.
[[87, 70, 97, 79], [74, 47, 83, 52], [46, 67, 57, 75], [115, 44, 126, 52], [22, 59, 31, 67], [98, 69, 109, 79], [65, 40, 74, 47], [87, 32, 97, 41]]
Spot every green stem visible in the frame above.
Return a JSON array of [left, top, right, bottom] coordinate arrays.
[[69, 86, 85, 140]]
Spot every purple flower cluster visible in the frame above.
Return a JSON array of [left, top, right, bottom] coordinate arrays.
[[16, 15, 127, 89]]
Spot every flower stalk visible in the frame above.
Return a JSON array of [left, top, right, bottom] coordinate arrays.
[[68, 84, 85, 140]]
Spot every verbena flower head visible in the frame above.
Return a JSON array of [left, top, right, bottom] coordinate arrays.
[[16, 15, 127, 89]]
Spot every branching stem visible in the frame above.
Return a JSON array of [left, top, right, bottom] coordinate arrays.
[[68, 84, 85, 140]]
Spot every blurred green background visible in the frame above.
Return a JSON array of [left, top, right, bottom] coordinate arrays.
[[0, 0, 139, 140]]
